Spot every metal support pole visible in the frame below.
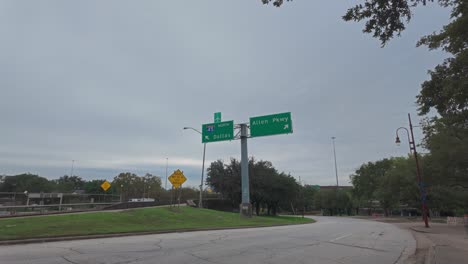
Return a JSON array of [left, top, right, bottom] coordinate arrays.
[[408, 113, 430, 228], [59, 194, 63, 211], [165, 158, 168, 190], [70, 160, 75, 177], [240, 123, 252, 217], [199, 143, 206, 208], [332, 137, 339, 187]]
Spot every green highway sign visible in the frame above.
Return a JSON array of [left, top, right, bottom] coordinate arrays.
[[250, 112, 293, 137], [214, 112, 221, 123], [202, 120, 234, 143]]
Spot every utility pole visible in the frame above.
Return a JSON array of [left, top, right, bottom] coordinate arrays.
[[331, 137, 339, 187]]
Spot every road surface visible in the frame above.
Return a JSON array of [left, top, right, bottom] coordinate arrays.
[[0, 216, 415, 264]]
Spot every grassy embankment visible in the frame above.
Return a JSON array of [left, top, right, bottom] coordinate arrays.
[[0, 207, 314, 240]]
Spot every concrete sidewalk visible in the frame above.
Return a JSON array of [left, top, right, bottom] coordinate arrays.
[[395, 222, 468, 264], [351, 216, 468, 264], [410, 223, 468, 264]]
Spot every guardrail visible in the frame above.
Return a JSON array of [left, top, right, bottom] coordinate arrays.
[[0, 202, 118, 218], [447, 216, 468, 226]]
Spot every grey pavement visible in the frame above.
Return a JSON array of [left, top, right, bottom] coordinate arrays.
[[0, 216, 415, 264], [409, 223, 468, 264]]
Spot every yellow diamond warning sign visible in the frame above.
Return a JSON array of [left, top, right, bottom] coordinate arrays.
[[168, 169, 187, 188], [100, 180, 111, 191]]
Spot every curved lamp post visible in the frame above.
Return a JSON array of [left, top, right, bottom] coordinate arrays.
[[395, 113, 429, 228], [183, 127, 206, 208]]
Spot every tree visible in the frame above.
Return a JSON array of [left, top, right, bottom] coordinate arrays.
[[261, 0, 289, 7], [351, 157, 421, 215], [83, 180, 108, 194], [112, 172, 163, 201], [269, 1, 468, 198], [206, 158, 301, 215], [52, 175, 85, 192], [351, 158, 394, 209], [342, 0, 468, 202], [0, 173, 53, 193]]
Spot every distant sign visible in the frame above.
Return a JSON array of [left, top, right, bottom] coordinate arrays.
[[168, 169, 187, 188], [101, 180, 111, 192], [250, 112, 293, 137], [214, 112, 222, 123], [202, 120, 234, 143]]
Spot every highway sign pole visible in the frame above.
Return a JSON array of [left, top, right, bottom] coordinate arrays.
[[240, 123, 252, 217]]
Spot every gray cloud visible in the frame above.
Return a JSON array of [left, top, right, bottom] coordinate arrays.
[[0, 1, 449, 187]]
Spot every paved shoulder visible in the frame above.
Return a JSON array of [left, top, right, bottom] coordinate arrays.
[[0, 216, 415, 264]]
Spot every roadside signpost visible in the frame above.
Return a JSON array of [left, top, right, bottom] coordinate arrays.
[[100, 180, 111, 192], [197, 112, 293, 217], [168, 169, 187, 208], [250, 112, 292, 137], [202, 120, 234, 143], [168, 169, 187, 188]]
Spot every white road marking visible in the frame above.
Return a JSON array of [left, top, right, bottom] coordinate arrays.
[[330, 233, 352, 242]]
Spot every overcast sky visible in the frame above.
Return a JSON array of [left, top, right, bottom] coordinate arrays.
[[0, 1, 449, 187]]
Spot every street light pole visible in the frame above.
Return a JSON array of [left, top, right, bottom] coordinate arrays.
[[395, 113, 429, 228], [183, 127, 206, 209], [70, 160, 75, 177], [331, 137, 339, 187], [165, 158, 168, 190]]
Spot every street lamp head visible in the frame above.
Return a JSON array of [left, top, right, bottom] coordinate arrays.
[[395, 136, 401, 145], [183, 127, 189, 130]]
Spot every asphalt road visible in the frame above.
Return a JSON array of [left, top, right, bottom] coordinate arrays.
[[0, 216, 415, 264]]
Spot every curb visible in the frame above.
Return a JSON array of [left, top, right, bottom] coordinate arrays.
[[0, 222, 313, 246], [408, 226, 436, 264]]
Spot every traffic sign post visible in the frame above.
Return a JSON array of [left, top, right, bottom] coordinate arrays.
[[250, 112, 292, 137], [168, 169, 187, 188], [168, 170, 187, 208], [240, 123, 252, 217], [202, 120, 234, 143], [196, 112, 293, 218]]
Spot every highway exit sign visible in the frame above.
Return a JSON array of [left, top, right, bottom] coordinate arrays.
[[250, 112, 293, 137], [214, 112, 221, 123], [202, 120, 234, 143]]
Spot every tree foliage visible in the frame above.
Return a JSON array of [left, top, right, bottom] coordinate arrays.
[[0, 173, 53, 193], [342, 0, 468, 199], [112, 172, 163, 201], [206, 158, 301, 215], [352, 155, 468, 216]]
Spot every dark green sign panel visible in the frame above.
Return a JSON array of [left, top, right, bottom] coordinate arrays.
[[202, 120, 234, 143], [250, 112, 293, 137]]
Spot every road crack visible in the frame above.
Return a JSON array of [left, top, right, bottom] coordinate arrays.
[[61, 256, 80, 264], [185, 251, 221, 264]]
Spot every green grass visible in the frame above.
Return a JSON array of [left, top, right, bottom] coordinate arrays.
[[0, 207, 314, 240]]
